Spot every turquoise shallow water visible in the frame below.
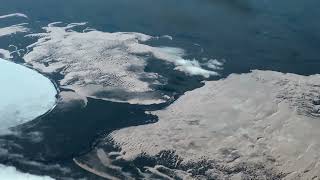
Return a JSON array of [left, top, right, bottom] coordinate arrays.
[[0, 0, 320, 179]]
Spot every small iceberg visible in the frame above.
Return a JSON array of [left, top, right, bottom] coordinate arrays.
[[0, 58, 57, 134]]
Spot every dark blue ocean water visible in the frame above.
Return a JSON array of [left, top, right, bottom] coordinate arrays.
[[0, 0, 320, 179]]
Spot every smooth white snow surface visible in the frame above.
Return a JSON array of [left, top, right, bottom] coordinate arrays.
[[0, 59, 57, 134], [0, 164, 54, 180], [23, 22, 222, 104], [110, 70, 320, 179]]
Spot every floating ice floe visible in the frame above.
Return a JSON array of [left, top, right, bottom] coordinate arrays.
[[0, 13, 28, 19], [0, 58, 57, 134], [0, 49, 11, 59], [106, 70, 320, 179], [23, 22, 222, 105], [0, 13, 29, 37], [0, 13, 29, 58], [0, 23, 29, 37], [0, 164, 54, 180]]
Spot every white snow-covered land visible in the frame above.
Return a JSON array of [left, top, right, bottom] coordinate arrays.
[[108, 70, 320, 179]]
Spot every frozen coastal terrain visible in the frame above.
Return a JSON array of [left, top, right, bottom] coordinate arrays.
[[24, 23, 222, 105], [1, 0, 320, 177], [83, 70, 320, 179]]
